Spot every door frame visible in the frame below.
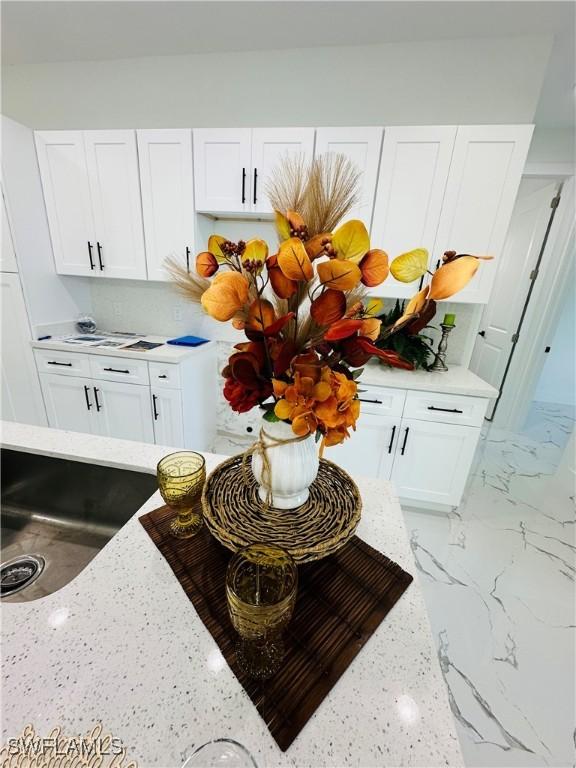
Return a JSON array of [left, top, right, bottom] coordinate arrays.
[[494, 171, 575, 431]]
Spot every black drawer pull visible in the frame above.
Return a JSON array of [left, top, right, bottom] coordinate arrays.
[[387, 425, 396, 454], [185, 246, 191, 273], [253, 168, 258, 204], [158, 374, 167, 379], [93, 387, 102, 412], [103, 367, 130, 374], [83, 385, 92, 410], [152, 394, 159, 421], [96, 241, 104, 270], [359, 397, 383, 404], [87, 241, 95, 270], [401, 427, 410, 456], [427, 406, 463, 414], [241, 168, 246, 204], [48, 361, 72, 367]]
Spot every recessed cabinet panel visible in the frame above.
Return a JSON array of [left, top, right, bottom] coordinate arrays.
[[1, 187, 18, 272], [327, 413, 399, 480], [151, 387, 184, 447], [95, 379, 154, 443], [138, 129, 195, 281], [193, 129, 252, 213], [40, 373, 97, 434]]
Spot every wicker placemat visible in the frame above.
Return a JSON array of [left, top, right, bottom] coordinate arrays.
[[202, 456, 362, 563], [139, 504, 413, 751]]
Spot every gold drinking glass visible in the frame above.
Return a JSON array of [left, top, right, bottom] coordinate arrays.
[[157, 451, 206, 539], [226, 543, 297, 679]]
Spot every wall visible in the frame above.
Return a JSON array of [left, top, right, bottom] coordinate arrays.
[[534, 282, 575, 406], [527, 125, 575, 165]]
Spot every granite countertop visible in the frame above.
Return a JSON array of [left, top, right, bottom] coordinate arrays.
[[31, 335, 216, 364], [1, 422, 463, 768], [360, 362, 499, 399]]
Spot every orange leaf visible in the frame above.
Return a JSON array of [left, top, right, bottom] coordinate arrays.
[[359, 317, 381, 341], [317, 259, 361, 291], [208, 235, 228, 264], [310, 289, 346, 326], [428, 256, 479, 300], [246, 299, 276, 331], [200, 271, 249, 321], [332, 220, 370, 262], [305, 233, 332, 260], [274, 211, 291, 241], [196, 251, 218, 278], [404, 286, 429, 316], [287, 210, 306, 233], [360, 249, 389, 287], [241, 239, 268, 274], [266, 254, 298, 299], [277, 238, 313, 281], [324, 319, 363, 341]]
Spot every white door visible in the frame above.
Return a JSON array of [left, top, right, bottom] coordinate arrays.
[[137, 129, 195, 281], [151, 387, 184, 447], [431, 125, 533, 303], [315, 127, 383, 230], [326, 414, 399, 479], [34, 131, 97, 276], [391, 418, 479, 507], [251, 128, 315, 214], [94, 380, 154, 443], [371, 126, 457, 298], [1, 185, 18, 272], [470, 180, 560, 416], [40, 373, 95, 433], [193, 129, 252, 213], [84, 130, 146, 279], [1, 274, 47, 425]]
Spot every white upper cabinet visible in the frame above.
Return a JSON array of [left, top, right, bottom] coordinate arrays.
[[137, 129, 195, 281], [371, 126, 457, 299], [84, 130, 146, 280], [1, 185, 18, 272], [34, 131, 97, 276], [193, 129, 252, 214], [315, 127, 383, 230], [431, 125, 533, 303], [251, 128, 315, 214]]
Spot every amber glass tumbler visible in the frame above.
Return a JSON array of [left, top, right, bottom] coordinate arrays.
[[157, 451, 206, 539]]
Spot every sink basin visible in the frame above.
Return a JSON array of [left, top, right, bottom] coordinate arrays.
[[1, 448, 157, 602]]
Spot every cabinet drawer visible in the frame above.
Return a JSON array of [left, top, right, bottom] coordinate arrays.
[[357, 386, 406, 417], [34, 348, 91, 377], [404, 391, 488, 427], [89, 355, 149, 385], [149, 362, 181, 390]]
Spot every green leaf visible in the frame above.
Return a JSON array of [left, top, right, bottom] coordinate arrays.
[[263, 410, 280, 423], [351, 367, 364, 380], [315, 430, 322, 443]]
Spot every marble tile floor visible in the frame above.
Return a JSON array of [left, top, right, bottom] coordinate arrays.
[[405, 401, 575, 768]]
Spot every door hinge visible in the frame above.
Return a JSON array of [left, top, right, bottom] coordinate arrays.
[[551, 193, 561, 209], [529, 268, 539, 281], [511, 332, 519, 343]]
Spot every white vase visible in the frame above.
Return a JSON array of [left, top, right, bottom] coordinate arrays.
[[251, 417, 320, 509]]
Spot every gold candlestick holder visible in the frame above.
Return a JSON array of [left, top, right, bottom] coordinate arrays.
[[430, 323, 455, 372]]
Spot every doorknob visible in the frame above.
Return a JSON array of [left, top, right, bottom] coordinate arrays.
[[478, 330, 486, 337]]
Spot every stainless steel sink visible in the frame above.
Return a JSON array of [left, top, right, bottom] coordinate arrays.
[[1, 448, 157, 602]]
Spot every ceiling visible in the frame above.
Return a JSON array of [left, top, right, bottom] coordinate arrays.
[[2, 1, 574, 126]]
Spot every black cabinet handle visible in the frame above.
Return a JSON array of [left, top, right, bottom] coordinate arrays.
[[152, 394, 159, 421], [158, 374, 167, 379], [253, 168, 258, 204], [185, 246, 191, 273], [93, 387, 102, 412], [96, 241, 104, 270], [359, 397, 383, 404], [87, 241, 95, 270], [478, 330, 486, 337], [387, 425, 396, 454], [48, 361, 72, 367], [241, 168, 246, 204], [401, 427, 410, 456], [83, 385, 92, 410], [427, 406, 463, 414], [103, 367, 130, 374]]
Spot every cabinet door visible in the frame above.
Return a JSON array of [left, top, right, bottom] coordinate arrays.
[[1, 274, 47, 426], [315, 128, 382, 230], [193, 129, 252, 213], [371, 126, 457, 299], [325, 414, 399, 480], [1, 185, 18, 272], [137, 129, 195, 282], [94, 380, 154, 443], [391, 418, 479, 507], [84, 130, 146, 279], [432, 125, 533, 303], [34, 131, 96, 276], [251, 128, 315, 214], [40, 373, 96, 434], [151, 388, 184, 447]]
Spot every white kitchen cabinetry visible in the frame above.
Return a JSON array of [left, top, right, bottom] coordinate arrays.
[[35, 130, 146, 279], [40, 373, 97, 434], [430, 125, 533, 303], [315, 127, 383, 230], [95, 379, 155, 443], [330, 413, 399, 479], [151, 387, 184, 447], [371, 126, 457, 299], [193, 128, 314, 215], [137, 129, 195, 281], [1, 186, 18, 272]]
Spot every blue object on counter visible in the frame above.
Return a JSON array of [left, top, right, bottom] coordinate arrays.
[[167, 335, 210, 347]]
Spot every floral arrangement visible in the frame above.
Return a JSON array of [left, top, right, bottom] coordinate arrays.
[[171, 155, 490, 449]]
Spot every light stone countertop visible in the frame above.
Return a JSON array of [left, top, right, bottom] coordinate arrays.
[[31, 335, 216, 364], [359, 362, 499, 399], [1, 422, 463, 768]]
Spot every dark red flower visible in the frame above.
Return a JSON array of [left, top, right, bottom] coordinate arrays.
[[222, 348, 273, 413]]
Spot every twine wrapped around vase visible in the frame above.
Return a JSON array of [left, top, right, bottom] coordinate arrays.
[[242, 427, 311, 508]]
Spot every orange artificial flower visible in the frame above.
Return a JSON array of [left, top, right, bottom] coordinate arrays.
[[201, 271, 249, 321]]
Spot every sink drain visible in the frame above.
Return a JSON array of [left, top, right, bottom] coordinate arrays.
[[1, 555, 45, 597]]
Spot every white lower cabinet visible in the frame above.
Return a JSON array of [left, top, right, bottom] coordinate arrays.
[[151, 387, 184, 446], [41, 373, 97, 434], [328, 413, 399, 480], [390, 418, 479, 507], [95, 380, 154, 443]]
